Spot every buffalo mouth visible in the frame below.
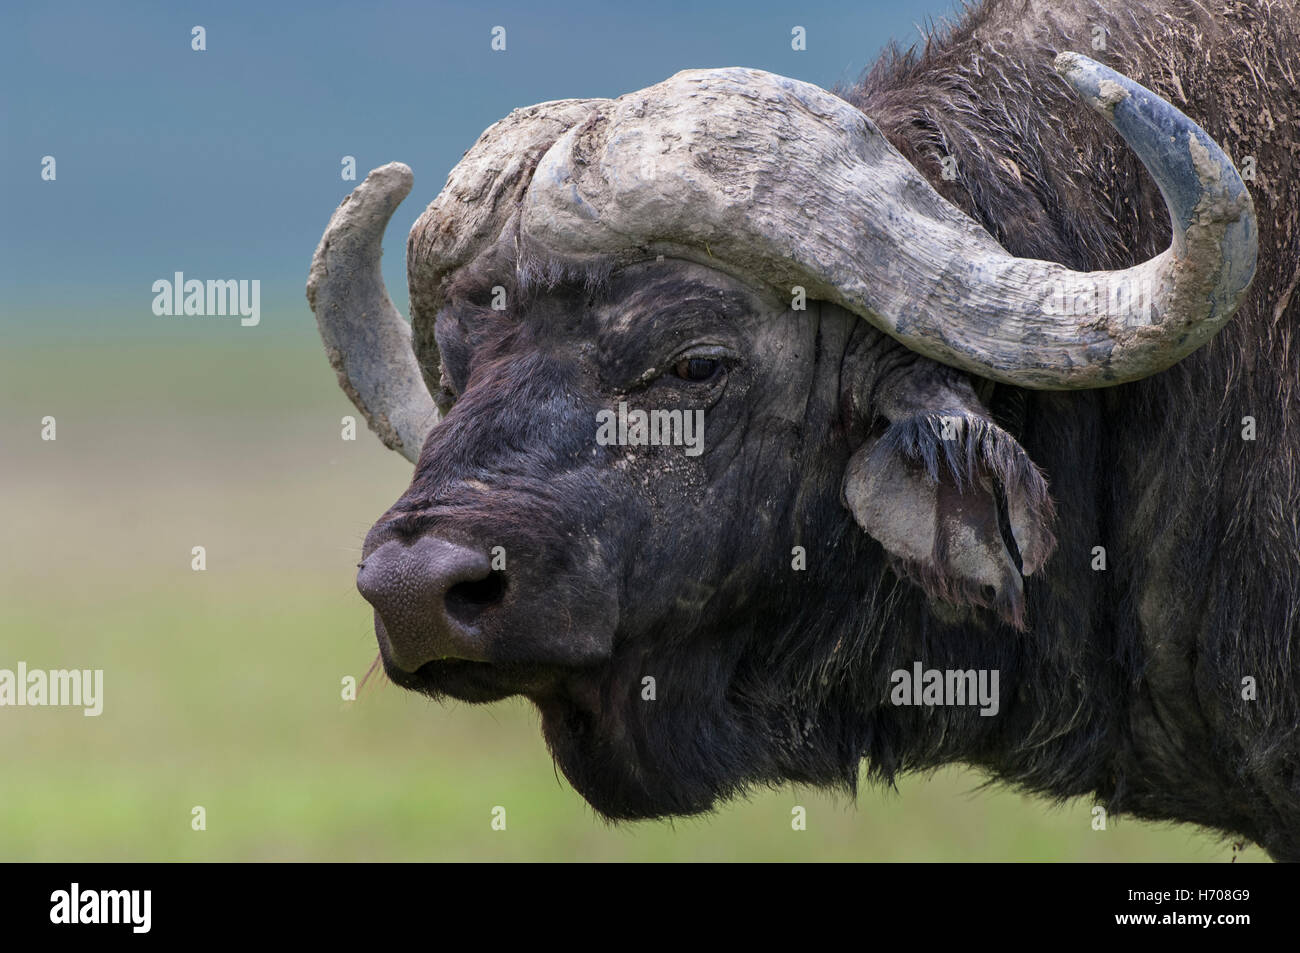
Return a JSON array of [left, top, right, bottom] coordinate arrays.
[[382, 656, 559, 703]]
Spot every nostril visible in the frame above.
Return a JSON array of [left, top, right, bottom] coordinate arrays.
[[356, 536, 503, 667], [445, 570, 507, 625]]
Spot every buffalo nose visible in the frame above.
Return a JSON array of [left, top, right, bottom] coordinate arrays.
[[356, 537, 505, 670]]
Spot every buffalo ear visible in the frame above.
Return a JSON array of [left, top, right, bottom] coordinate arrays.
[[843, 412, 1056, 629]]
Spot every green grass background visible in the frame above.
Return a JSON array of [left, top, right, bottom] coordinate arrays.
[[0, 320, 1265, 861]]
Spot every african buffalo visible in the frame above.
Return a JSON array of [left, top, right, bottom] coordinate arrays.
[[307, 0, 1299, 859]]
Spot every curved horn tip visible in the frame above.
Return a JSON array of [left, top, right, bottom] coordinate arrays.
[[306, 163, 414, 309], [1050, 49, 1256, 315], [1051, 52, 1251, 206], [358, 161, 414, 199], [307, 161, 436, 463], [1053, 52, 1126, 113]]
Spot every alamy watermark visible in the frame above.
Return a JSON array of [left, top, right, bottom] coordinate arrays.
[[596, 402, 704, 457], [0, 662, 103, 716], [151, 272, 260, 326], [50, 883, 150, 933], [1040, 274, 1154, 327], [890, 662, 999, 716]]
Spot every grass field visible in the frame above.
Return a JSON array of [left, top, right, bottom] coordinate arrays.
[[0, 326, 1265, 861]]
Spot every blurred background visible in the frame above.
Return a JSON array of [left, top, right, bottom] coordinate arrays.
[[0, 0, 1262, 861]]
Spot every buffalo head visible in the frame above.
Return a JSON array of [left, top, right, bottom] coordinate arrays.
[[306, 56, 1256, 820]]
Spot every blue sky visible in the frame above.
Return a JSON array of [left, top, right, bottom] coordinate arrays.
[[2, 0, 962, 335]]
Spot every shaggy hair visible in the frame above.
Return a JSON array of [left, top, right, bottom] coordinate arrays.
[[831, 0, 1300, 857]]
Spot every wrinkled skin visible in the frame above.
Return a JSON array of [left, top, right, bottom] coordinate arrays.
[[363, 259, 1021, 818]]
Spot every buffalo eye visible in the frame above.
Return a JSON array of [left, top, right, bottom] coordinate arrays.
[[673, 357, 722, 382]]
